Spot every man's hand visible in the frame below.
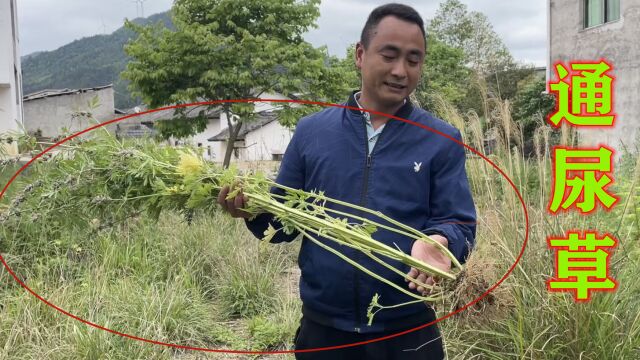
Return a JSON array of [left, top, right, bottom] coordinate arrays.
[[217, 184, 252, 219], [406, 235, 451, 296]]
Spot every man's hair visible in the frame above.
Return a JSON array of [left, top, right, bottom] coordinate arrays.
[[360, 3, 426, 49]]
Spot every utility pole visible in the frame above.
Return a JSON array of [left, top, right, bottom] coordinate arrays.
[[131, 0, 148, 18], [131, 0, 138, 17]]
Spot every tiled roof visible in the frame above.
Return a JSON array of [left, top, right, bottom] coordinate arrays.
[[208, 111, 278, 141]]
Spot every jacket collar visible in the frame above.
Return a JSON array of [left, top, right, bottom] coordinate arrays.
[[346, 90, 414, 121]]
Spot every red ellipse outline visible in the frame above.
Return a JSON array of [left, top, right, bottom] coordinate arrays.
[[0, 98, 529, 354]]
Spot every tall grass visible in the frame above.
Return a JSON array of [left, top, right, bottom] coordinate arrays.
[[427, 93, 640, 360], [0, 203, 300, 359]]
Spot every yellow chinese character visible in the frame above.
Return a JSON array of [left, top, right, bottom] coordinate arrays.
[[548, 61, 615, 127], [547, 231, 617, 301], [550, 146, 618, 214]]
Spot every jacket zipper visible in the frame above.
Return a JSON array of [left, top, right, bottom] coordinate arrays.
[[354, 115, 389, 331]]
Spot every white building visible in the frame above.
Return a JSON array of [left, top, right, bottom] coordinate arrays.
[[208, 110, 293, 162], [0, 0, 24, 156], [137, 92, 295, 163], [207, 92, 294, 162], [22, 85, 116, 139]]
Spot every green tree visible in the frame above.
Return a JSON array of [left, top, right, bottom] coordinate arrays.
[[123, 0, 351, 167], [427, 0, 542, 120], [276, 45, 359, 129], [428, 0, 515, 75], [415, 35, 470, 114], [512, 75, 556, 141]]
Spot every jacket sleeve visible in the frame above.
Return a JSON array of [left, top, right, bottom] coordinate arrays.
[[421, 129, 477, 264], [244, 122, 305, 243]]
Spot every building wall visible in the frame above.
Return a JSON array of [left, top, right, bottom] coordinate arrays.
[[252, 92, 291, 114], [241, 120, 294, 161], [188, 117, 222, 162], [23, 87, 115, 138], [209, 92, 294, 163], [549, 0, 640, 153], [0, 0, 23, 155]]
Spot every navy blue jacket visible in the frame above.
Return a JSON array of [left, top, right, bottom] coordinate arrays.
[[245, 92, 476, 333]]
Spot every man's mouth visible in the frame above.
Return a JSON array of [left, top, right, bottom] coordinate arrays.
[[384, 82, 406, 90]]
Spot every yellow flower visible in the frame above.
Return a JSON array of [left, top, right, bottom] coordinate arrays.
[[166, 185, 181, 194], [177, 152, 203, 177]]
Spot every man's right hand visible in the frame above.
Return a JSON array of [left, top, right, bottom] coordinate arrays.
[[217, 184, 252, 219]]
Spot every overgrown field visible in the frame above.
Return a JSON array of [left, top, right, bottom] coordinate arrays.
[[1, 101, 639, 359]]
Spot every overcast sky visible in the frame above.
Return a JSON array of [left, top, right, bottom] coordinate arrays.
[[17, 0, 547, 66]]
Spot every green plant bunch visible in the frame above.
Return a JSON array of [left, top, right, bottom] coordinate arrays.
[[1, 133, 464, 326]]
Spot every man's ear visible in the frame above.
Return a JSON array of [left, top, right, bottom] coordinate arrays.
[[355, 42, 365, 70]]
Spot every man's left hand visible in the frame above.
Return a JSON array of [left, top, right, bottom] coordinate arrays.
[[406, 235, 451, 296]]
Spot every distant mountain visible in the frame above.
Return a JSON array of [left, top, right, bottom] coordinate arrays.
[[21, 51, 43, 60], [21, 12, 173, 110]]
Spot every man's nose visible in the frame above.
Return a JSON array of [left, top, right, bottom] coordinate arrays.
[[390, 60, 408, 79]]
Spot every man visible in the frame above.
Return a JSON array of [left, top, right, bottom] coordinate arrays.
[[218, 3, 476, 359]]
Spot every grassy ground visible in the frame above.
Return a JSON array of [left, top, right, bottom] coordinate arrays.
[[1, 101, 639, 359], [0, 211, 302, 359], [431, 99, 640, 359]]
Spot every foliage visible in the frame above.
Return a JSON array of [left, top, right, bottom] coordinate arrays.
[[0, 207, 299, 358], [428, 0, 515, 75], [491, 66, 539, 101], [415, 36, 470, 114], [1, 128, 460, 328], [247, 310, 298, 350], [609, 146, 640, 240], [276, 44, 360, 128], [512, 75, 557, 142], [217, 247, 286, 318], [122, 0, 354, 167], [425, 0, 540, 119], [433, 87, 640, 360]]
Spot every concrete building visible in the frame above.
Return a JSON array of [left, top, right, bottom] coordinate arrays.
[[0, 0, 24, 156], [209, 110, 294, 162], [137, 92, 294, 163], [130, 105, 221, 160], [549, 0, 640, 153], [22, 85, 115, 139], [207, 92, 293, 162]]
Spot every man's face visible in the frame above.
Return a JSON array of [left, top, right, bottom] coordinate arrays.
[[355, 16, 425, 108]]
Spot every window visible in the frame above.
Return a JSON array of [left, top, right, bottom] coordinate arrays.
[[585, 0, 620, 28], [272, 153, 284, 161]]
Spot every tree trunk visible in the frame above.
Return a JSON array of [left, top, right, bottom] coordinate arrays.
[[222, 111, 243, 168]]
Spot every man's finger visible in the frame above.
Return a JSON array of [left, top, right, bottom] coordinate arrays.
[[406, 267, 418, 283], [218, 186, 230, 209], [407, 268, 419, 289], [425, 276, 435, 287], [416, 272, 428, 293], [234, 190, 245, 217], [226, 184, 237, 214], [421, 276, 436, 296]]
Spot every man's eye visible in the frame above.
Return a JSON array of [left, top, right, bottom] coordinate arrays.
[[381, 55, 395, 61]]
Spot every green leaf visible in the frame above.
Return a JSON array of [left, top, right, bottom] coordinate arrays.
[[262, 223, 278, 242]]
